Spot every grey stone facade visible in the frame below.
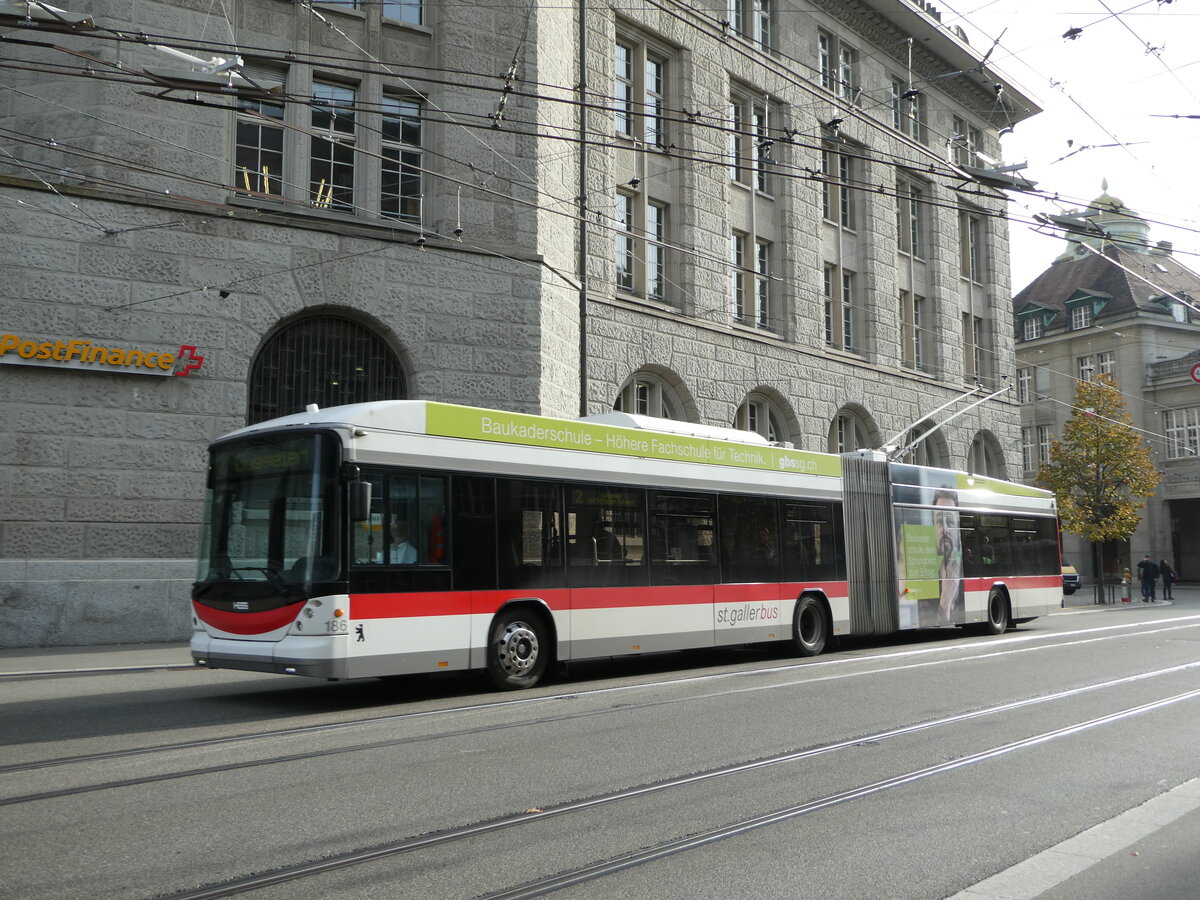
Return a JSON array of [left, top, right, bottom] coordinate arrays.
[[0, 0, 1037, 646]]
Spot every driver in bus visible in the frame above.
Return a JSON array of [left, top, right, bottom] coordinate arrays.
[[378, 518, 418, 564]]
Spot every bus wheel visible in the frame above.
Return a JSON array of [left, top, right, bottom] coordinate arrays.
[[487, 609, 549, 690], [793, 596, 828, 657], [981, 589, 1009, 635]]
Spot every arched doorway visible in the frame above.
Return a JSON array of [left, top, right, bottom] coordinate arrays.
[[248, 314, 406, 424]]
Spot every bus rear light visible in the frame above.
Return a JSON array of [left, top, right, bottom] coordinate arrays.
[[334, 608, 345, 618]]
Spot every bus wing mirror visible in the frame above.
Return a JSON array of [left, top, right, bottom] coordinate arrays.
[[351, 480, 372, 522]]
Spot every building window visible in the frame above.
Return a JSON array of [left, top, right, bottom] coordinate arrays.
[[952, 115, 981, 167], [1021, 427, 1036, 471], [234, 64, 286, 198], [818, 31, 857, 101], [731, 234, 772, 329], [823, 146, 855, 229], [615, 43, 633, 136], [900, 291, 927, 371], [1022, 316, 1043, 341], [824, 264, 856, 352], [647, 202, 667, 301], [963, 313, 986, 382], [1164, 408, 1200, 459], [736, 394, 787, 443], [233, 66, 424, 226], [381, 96, 422, 222], [382, 0, 421, 24], [731, 233, 745, 321], [614, 374, 682, 419], [1022, 425, 1052, 471], [829, 409, 872, 453], [891, 80, 924, 141], [1098, 350, 1115, 377], [959, 208, 985, 283], [730, 94, 773, 193], [248, 315, 405, 425], [755, 240, 770, 328], [1017, 366, 1032, 403], [309, 81, 357, 211], [896, 174, 925, 258], [615, 38, 667, 147], [616, 191, 669, 301], [1077, 354, 1095, 382], [727, 0, 771, 48], [1070, 305, 1094, 330], [616, 191, 635, 292]]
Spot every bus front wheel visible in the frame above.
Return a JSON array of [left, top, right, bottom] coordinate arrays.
[[487, 608, 549, 690], [793, 596, 828, 657]]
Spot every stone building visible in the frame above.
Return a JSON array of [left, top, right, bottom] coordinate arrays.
[[1013, 184, 1200, 586], [0, 0, 1038, 647]]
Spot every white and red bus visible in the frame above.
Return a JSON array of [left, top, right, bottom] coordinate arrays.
[[191, 401, 1061, 689]]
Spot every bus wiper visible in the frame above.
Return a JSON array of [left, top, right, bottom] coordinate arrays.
[[258, 567, 293, 598]]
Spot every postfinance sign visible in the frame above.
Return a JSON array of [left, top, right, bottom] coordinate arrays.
[[0, 333, 204, 377], [425, 403, 842, 478]]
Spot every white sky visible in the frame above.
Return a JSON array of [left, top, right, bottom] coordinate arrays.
[[944, 0, 1200, 292]]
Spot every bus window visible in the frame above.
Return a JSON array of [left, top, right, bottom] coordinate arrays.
[[782, 501, 844, 582], [718, 495, 780, 584], [979, 515, 1011, 571], [353, 471, 448, 566], [649, 492, 717, 585], [1013, 516, 1058, 575], [566, 485, 646, 588], [497, 479, 564, 589], [960, 514, 982, 578], [452, 475, 497, 591]]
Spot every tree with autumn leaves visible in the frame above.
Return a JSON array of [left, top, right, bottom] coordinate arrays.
[[1037, 374, 1161, 595]]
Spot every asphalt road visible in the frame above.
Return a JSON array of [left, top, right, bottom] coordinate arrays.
[[3, 592, 1200, 899]]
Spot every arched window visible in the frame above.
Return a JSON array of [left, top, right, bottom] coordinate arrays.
[[828, 407, 876, 453], [906, 420, 950, 469], [613, 373, 683, 419], [248, 314, 405, 424], [968, 431, 1008, 479], [735, 392, 791, 445]]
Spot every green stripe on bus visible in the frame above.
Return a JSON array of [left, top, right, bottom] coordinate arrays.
[[425, 403, 843, 478]]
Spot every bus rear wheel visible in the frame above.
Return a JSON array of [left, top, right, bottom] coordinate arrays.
[[487, 608, 549, 690], [793, 596, 828, 657], [981, 589, 1009, 635]]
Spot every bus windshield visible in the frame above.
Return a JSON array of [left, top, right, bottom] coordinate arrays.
[[196, 432, 342, 592]]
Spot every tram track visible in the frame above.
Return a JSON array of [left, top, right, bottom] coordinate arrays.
[[4, 616, 1200, 798], [154, 679, 1200, 900]]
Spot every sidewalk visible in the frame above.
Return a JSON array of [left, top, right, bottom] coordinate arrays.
[[0, 641, 192, 677], [1060, 580, 1195, 610]]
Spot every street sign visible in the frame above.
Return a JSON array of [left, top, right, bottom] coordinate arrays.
[[1192, 362, 1200, 384]]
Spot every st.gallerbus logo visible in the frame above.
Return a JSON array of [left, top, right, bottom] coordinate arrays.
[[0, 333, 204, 377]]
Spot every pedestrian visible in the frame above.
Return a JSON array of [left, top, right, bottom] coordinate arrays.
[[1161, 559, 1177, 601], [1136, 554, 1160, 601]]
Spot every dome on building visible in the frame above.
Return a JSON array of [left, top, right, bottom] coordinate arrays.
[[1055, 179, 1151, 261]]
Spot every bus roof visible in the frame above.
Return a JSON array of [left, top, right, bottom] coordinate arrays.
[[220, 400, 1053, 504]]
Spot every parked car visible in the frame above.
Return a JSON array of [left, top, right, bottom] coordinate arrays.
[[1062, 562, 1080, 595]]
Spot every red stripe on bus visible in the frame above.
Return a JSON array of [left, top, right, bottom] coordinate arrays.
[[966, 574, 1062, 591], [350, 582, 852, 619], [192, 601, 300, 634]]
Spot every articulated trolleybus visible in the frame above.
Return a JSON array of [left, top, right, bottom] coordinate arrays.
[[191, 401, 1060, 689]]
